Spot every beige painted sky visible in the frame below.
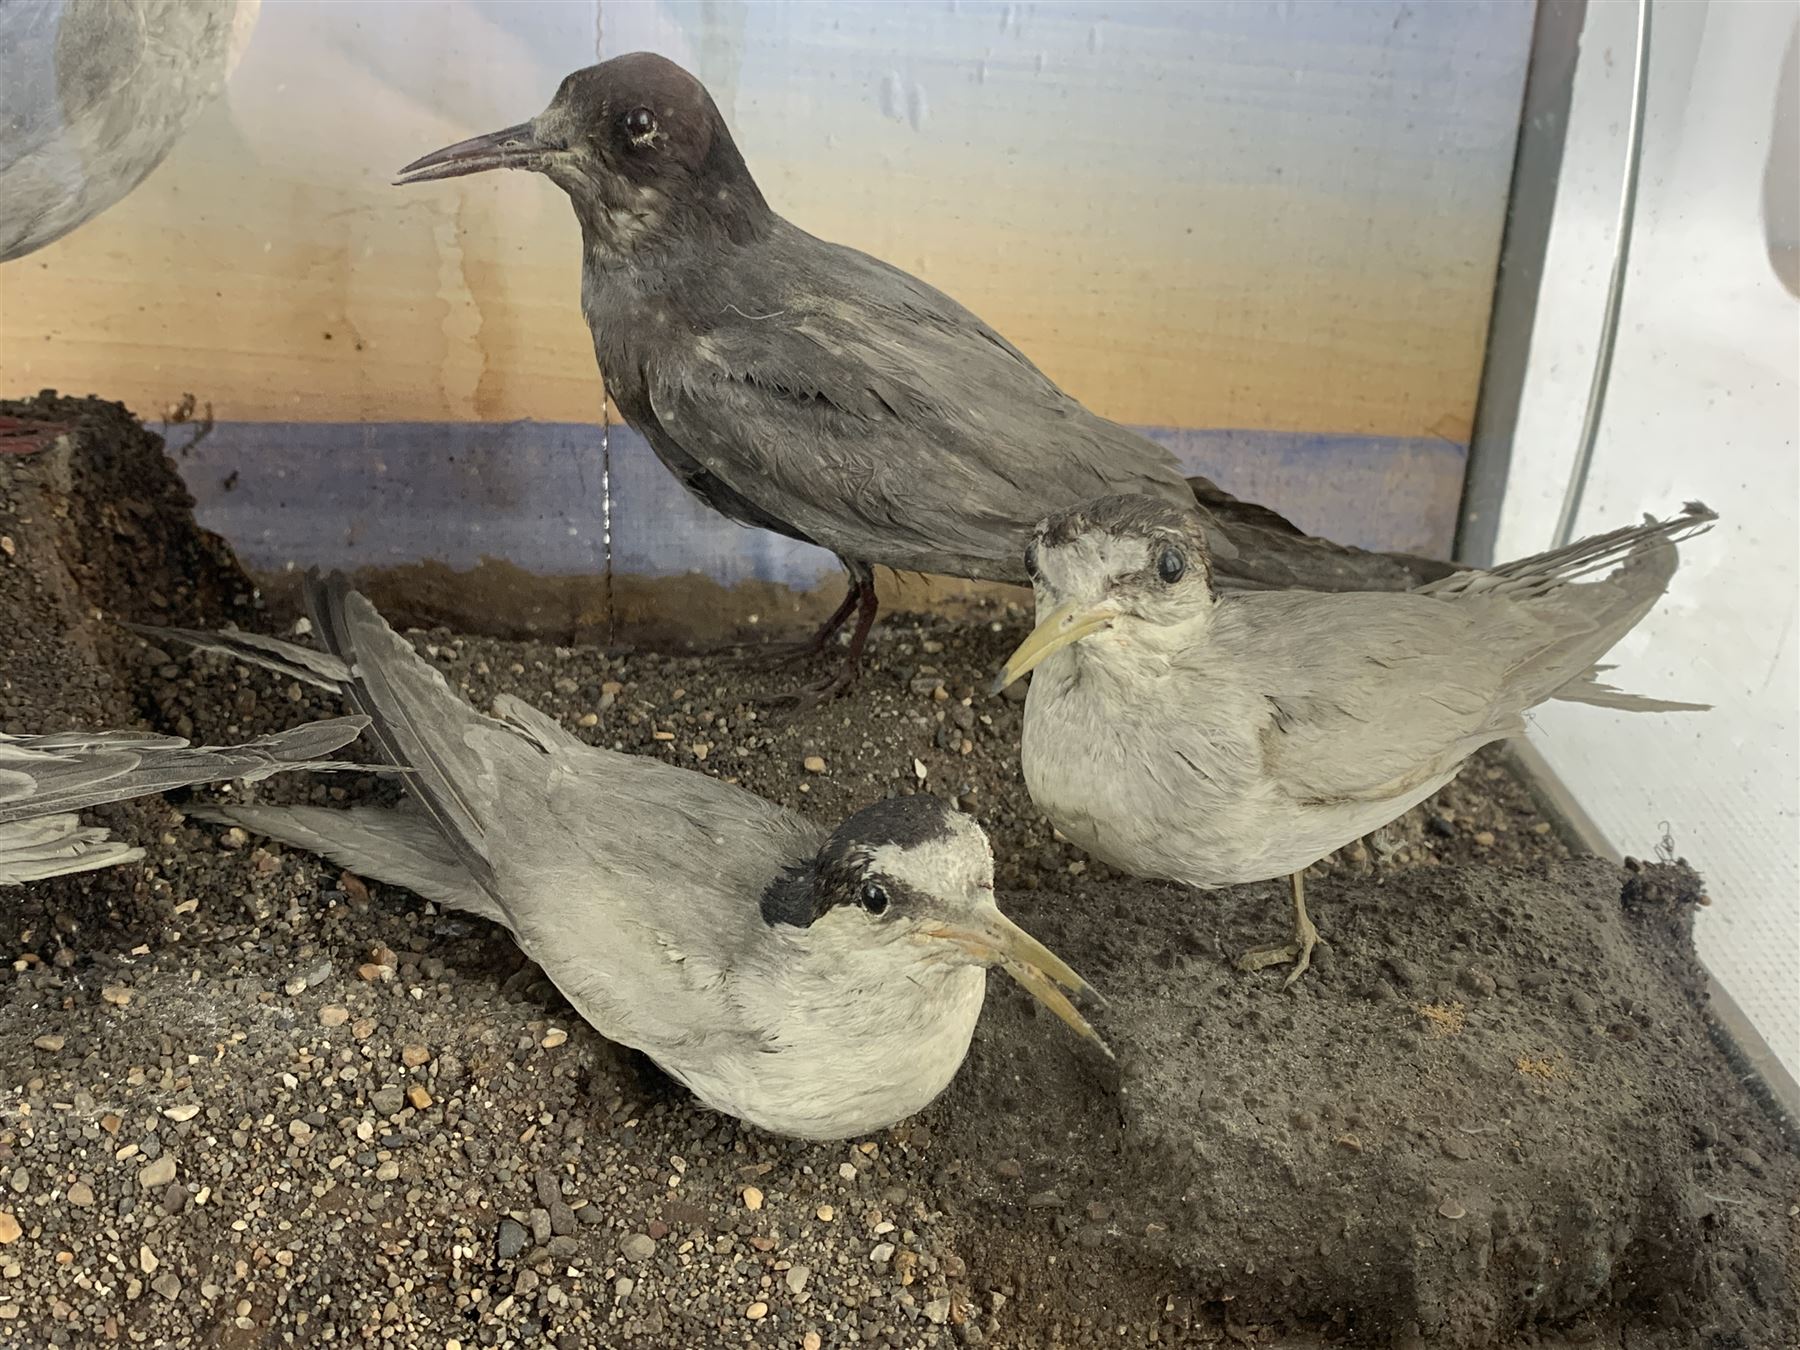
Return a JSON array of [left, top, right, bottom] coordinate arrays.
[[0, 1, 1521, 441]]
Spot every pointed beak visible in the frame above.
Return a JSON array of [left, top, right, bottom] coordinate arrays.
[[990, 601, 1116, 694], [927, 910, 1113, 1059], [394, 122, 546, 185]]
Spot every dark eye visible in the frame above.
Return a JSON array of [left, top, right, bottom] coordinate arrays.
[[859, 882, 890, 915], [623, 106, 656, 139], [1024, 542, 1041, 583], [1157, 548, 1187, 585]]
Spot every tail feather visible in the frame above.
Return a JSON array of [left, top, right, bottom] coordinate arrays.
[[1423, 503, 1716, 599], [1466, 506, 1715, 713], [188, 802, 500, 925], [0, 816, 145, 886], [1552, 669, 1710, 714], [1188, 474, 1461, 593], [128, 621, 352, 691], [0, 717, 372, 824]]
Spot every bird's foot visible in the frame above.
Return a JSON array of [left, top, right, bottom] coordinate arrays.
[[763, 658, 862, 709], [1234, 914, 1324, 988], [770, 633, 839, 670], [799, 660, 862, 704], [0, 416, 74, 457]]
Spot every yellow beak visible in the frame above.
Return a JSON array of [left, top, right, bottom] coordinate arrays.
[[928, 910, 1113, 1059], [990, 601, 1116, 694]]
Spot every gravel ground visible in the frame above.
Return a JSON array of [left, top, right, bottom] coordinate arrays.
[[0, 396, 1793, 1349]]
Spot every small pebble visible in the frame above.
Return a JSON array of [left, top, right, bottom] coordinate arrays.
[[541, 1029, 568, 1049], [742, 1186, 763, 1211], [744, 1301, 768, 1321], [622, 1233, 655, 1262], [496, 1219, 527, 1260], [319, 1006, 349, 1028], [802, 755, 826, 774], [371, 1086, 405, 1116]]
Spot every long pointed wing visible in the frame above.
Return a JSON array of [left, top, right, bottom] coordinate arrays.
[[0, 717, 370, 824]]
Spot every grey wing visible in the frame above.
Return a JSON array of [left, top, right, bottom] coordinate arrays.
[[0, 719, 371, 823], [1236, 516, 1701, 806], [476, 730, 825, 1061], [1, 816, 144, 885], [645, 226, 1194, 580], [0, 717, 370, 884], [1217, 594, 1523, 805]]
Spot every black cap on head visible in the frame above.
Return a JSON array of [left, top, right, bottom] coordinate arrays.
[[760, 794, 972, 929]]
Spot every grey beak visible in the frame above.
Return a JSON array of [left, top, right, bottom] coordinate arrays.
[[394, 122, 544, 185]]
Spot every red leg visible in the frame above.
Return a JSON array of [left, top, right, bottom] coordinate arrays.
[[810, 563, 879, 700]]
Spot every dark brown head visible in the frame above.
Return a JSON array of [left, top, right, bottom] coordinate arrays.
[[395, 52, 770, 255], [994, 495, 1217, 691]]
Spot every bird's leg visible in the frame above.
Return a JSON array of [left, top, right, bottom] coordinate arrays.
[[0, 415, 74, 457], [780, 566, 864, 665], [808, 563, 880, 700], [1235, 871, 1323, 987]]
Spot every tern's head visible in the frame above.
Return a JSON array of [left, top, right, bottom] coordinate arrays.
[[993, 494, 1216, 692], [760, 795, 1109, 1057], [394, 52, 771, 255]]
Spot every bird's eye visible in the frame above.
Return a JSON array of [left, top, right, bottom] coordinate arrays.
[[1157, 548, 1187, 585], [859, 882, 890, 915], [623, 106, 657, 140], [1024, 542, 1041, 583]]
